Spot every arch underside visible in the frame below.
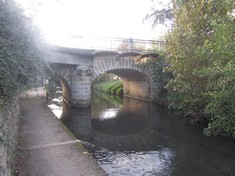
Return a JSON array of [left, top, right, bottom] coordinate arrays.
[[92, 53, 157, 101], [51, 64, 74, 106], [107, 69, 152, 100], [53, 73, 71, 105]]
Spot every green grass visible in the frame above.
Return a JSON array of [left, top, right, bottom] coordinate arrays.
[[92, 80, 123, 96]]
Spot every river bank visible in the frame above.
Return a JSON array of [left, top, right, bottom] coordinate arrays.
[[15, 87, 107, 176], [92, 80, 123, 96]]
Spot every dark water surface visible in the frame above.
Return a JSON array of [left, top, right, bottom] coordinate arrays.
[[54, 91, 234, 176]]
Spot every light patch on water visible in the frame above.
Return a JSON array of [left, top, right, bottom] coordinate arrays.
[[99, 108, 119, 120], [52, 97, 62, 103], [95, 148, 175, 176], [48, 103, 63, 119]]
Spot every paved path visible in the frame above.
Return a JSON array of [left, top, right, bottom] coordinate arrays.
[[16, 87, 107, 176]]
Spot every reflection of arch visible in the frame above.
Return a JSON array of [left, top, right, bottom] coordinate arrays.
[[89, 93, 153, 149], [61, 98, 153, 150], [91, 112, 149, 136]]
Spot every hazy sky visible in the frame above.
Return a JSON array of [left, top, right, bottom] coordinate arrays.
[[18, 0, 168, 45]]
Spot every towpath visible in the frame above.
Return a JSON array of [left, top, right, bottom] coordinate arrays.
[[16, 87, 107, 176]]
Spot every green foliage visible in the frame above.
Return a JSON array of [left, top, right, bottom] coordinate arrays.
[[116, 86, 123, 96], [164, 0, 235, 137], [144, 0, 191, 27], [0, 0, 48, 106], [92, 80, 123, 96], [144, 0, 173, 26]]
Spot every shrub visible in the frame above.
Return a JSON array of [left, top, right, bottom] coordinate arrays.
[[0, 0, 48, 106]]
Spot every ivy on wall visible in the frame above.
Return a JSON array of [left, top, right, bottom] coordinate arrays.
[[0, 0, 49, 107]]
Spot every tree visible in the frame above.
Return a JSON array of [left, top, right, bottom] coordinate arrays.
[[166, 0, 235, 137], [0, 0, 48, 106], [144, 0, 173, 26], [147, 0, 235, 137]]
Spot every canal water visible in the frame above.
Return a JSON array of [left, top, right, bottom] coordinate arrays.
[[48, 90, 235, 176]]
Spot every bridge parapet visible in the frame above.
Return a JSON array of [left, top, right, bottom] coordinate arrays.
[[50, 36, 165, 53]]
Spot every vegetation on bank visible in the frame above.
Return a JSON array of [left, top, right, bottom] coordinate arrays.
[[0, 0, 48, 108], [147, 0, 235, 137], [92, 80, 123, 96]]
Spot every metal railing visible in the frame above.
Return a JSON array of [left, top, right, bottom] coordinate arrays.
[[56, 35, 165, 52]]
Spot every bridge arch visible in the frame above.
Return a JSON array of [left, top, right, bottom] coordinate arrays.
[[49, 48, 169, 108], [50, 64, 74, 106], [55, 74, 71, 104], [92, 52, 156, 101]]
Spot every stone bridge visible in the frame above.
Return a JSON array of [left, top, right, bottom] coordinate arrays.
[[47, 46, 169, 108]]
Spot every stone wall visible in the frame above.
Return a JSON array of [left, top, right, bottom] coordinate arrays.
[[92, 54, 156, 101], [123, 81, 150, 100], [70, 75, 92, 108], [0, 96, 20, 176]]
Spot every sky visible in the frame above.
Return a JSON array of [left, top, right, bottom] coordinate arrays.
[[18, 0, 168, 46]]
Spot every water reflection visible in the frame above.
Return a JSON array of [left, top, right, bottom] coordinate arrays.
[[61, 102, 92, 139], [58, 91, 235, 176], [99, 108, 119, 120], [95, 149, 174, 176], [47, 103, 62, 118], [47, 88, 63, 118]]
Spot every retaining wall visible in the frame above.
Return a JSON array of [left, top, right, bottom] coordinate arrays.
[[0, 96, 20, 176]]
